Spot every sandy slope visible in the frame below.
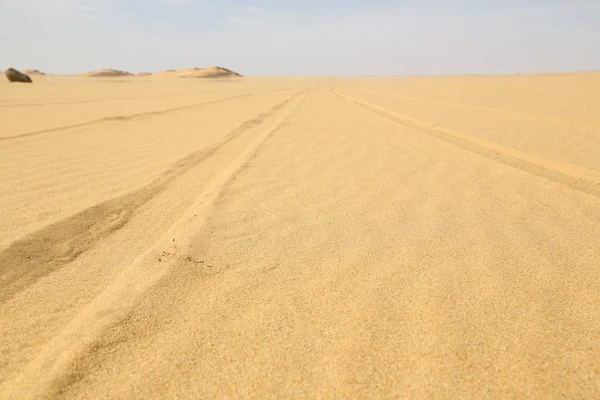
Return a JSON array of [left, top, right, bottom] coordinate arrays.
[[0, 74, 599, 399], [153, 67, 241, 78]]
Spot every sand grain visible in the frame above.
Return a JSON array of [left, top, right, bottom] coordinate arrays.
[[0, 74, 598, 399]]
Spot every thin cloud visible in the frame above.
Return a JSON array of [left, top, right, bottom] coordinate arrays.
[[240, 6, 266, 15], [226, 16, 264, 26], [1, 0, 599, 75], [225, 5, 266, 26], [2, 0, 121, 21]]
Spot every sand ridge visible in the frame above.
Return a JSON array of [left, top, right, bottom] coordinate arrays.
[[0, 74, 598, 399], [85, 69, 133, 77], [21, 69, 45, 76], [153, 66, 242, 78]]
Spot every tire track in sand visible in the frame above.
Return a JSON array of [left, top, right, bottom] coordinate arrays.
[[0, 85, 308, 108], [355, 89, 600, 128], [0, 87, 299, 142], [1, 90, 308, 400], [0, 90, 307, 305], [333, 88, 600, 199]]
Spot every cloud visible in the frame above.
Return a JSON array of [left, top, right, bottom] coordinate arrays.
[[1, 0, 122, 21], [225, 4, 266, 26], [1, 0, 599, 75], [240, 6, 265, 14], [225, 16, 264, 26]]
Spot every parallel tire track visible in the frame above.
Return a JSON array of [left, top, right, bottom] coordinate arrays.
[[357, 90, 600, 128], [1, 90, 309, 400], [0, 85, 307, 108], [0, 93, 185, 108], [333, 88, 600, 199], [0, 87, 300, 142], [0, 89, 307, 305]]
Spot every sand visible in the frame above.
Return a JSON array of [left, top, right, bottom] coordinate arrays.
[[85, 69, 133, 78], [21, 70, 46, 76], [0, 73, 599, 399], [153, 67, 242, 78]]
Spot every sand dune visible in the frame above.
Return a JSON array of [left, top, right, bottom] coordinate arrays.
[[0, 74, 599, 399], [85, 69, 133, 77], [178, 66, 242, 78], [153, 66, 242, 78], [21, 69, 45, 76], [152, 69, 177, 77]]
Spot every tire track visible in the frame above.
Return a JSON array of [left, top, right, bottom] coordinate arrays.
[[0, 87, 300, 142], [0, 89, 307, 305], [333, 89, 600, 199], [0, 93, 185, 108], [0, 86, 303, 108], [1, 90, 309, 400], [355, 89, 600, 128]]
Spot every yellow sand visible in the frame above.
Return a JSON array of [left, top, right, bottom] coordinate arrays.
[[21, 70, 46, 76], [85, 69, 133, 78], [153, 67, 241, 78], [0, 73, 599, 399]]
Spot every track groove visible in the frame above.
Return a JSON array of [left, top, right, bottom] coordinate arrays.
[[0, 93, 185, 108], [0, 89, 309, 400], [0, 90, 307, 305], [333, 88, 600, 198], [0, 86, 306, 108], [357, 90, 600, 128], [0, 87, 299, 142]]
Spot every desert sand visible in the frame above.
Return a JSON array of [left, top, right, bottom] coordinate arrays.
[[153, 66, 242, 78], [85, 69, 134, 78], [21, 70, 45, 76], [0, 73, 599, 399]]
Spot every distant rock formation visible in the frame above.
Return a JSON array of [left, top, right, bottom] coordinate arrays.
[[134, 72, 151, 77], [152, 69, 178, 77], [179, 66, 242, 78], [85, 69, 133, 77], [4, 68, 32, 83], [22, 69, 45, 76], [153, 67, 242, 78]]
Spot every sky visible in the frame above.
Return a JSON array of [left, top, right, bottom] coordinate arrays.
[[1, 0, 599, 76]]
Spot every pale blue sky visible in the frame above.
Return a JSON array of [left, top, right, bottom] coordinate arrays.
[[1, 0, 599, 75]]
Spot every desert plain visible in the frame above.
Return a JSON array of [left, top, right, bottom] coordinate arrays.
[[1, 72, 599, 399]]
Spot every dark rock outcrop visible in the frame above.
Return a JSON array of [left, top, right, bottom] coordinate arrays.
[[4, 68, 33, 83]]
